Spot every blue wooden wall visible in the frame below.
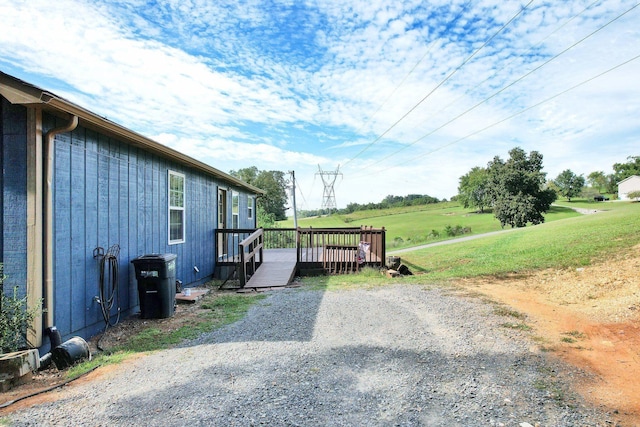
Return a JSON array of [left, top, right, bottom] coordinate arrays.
[[0, 98, 28, 300], [45, 113, 253, 341]]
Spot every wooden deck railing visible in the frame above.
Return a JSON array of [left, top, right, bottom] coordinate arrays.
[[215, 226, 386, 278], [215, 229, 256, 263], [296, 226, 386, 273], [263, 228, 297, 249], [238, 229, 263, 287]]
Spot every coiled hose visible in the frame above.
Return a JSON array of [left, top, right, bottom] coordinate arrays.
[[98, 244, 121, 327]]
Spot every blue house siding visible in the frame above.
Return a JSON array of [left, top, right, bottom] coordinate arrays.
[[42, 113, 245, 340], [0, 98, 28, 300]]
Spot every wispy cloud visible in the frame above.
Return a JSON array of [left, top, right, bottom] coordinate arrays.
[[1, 0, 638, 206]]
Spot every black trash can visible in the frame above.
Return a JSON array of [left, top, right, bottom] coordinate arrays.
[[131, 253, 177, 319]]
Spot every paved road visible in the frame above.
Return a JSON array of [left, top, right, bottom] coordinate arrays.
[[387, 227, 519, 255]]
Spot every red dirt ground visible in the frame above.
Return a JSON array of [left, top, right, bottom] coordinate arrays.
[[459, 246, 640, 426]]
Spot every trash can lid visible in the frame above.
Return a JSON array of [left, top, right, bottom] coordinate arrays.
[[131, 253, 177, 263]]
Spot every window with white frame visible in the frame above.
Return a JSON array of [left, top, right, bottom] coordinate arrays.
[[232, 191, 239, 229], [168, 171, 185, 244], [248, 197, 254, 220]]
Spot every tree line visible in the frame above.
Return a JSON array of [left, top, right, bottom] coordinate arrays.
[[230, 167, 288, 227], [298, 194, 442, 218], [230, 167, 442, 225]]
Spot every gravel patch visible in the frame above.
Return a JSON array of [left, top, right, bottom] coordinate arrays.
[[6, 285, 614, 426]]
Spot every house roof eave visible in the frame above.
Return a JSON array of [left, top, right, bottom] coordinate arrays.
[[0, 71, 265, 195], [617, 175, 640, 185]]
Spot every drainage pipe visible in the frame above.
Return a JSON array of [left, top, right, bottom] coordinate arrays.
[[43, 115, 78, 329]]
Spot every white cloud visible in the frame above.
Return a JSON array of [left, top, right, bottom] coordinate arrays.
[[1, 0, 638, 208]]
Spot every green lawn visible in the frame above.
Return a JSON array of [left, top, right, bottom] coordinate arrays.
[[400, 200, 640, 280]]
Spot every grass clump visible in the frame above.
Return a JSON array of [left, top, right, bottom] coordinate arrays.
[[121, 293, 266, 353], [200, 294, 267, 325], [563, 330, 587, 339], [501, 322, 532, 331], [560, 330, 587, 344], [66, 351, 132, 379], [302, 266, 415, 291], [493, 306, 526, 320], [533, 379, 566, 403]]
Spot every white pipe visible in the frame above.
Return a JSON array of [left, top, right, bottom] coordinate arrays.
[[43, 115, 78, 328]]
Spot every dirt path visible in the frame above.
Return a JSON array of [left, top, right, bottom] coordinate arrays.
[[456, 246, 640, 425], [388, 228, 520, 255]]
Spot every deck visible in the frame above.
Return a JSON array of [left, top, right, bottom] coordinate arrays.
[[215, 227, 386, 291]]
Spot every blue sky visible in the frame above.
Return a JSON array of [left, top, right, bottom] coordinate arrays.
[[1, 0, 639, 210]]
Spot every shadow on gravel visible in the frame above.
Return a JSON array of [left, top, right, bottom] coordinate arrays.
[[205, 280, 331, 344], [100, 343, 591, 426]]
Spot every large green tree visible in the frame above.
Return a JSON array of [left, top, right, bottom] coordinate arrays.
[[587, 171, 608, 192], [554, 169, 585, 201], [230, 167, 289, 222], [458, 166, 490, 213], [486, 147, 556, 228], [613, 155, 640, 182]]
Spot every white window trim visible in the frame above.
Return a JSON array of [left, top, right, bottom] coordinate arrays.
[[232, 191, 239, 230], [248, 196, 254, 220], [168, 170, 186, 245]]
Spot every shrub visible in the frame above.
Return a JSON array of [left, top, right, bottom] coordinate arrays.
[[0, 265, 39, 353], [444, 225, 468, 237]]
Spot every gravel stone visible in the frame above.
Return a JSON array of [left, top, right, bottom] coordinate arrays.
[[7, 285, 614, 426]]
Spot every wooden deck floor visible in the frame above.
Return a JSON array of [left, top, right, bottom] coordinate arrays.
[[244, 249, 297, 290]]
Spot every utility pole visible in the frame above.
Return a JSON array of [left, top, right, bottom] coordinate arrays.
[[289, 170, 298, 228], [316, 165, 342, 213]]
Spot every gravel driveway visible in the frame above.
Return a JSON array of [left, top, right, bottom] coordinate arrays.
[[7, 285, 613, 426]]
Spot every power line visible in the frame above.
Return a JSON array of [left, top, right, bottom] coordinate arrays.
[[355, 51, 640, 177], [342, 0, 473, 167], [353, 1, 640, 174], [340, 0, 535, 168], [293, 174, 307, 207], [409, 0, 603, 140]]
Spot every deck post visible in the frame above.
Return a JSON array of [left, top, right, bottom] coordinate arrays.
[[238, 243, 246, 287], [296, 227, 301, 264], [381, 227, 386, 268]]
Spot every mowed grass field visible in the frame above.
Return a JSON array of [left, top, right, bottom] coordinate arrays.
[[280, 201, 582, 250], [399, 200, 640, 280]]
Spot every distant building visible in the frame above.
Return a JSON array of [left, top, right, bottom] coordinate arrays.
[[1, 71, 263, 352], [618, 175, 640, 200]]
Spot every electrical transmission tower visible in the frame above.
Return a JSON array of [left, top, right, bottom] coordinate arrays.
[[316, 165, 342, 212]]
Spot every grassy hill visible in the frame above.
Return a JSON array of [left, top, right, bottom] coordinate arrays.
[[398, 200, 640, 280], [280, 200, 583, 250]]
